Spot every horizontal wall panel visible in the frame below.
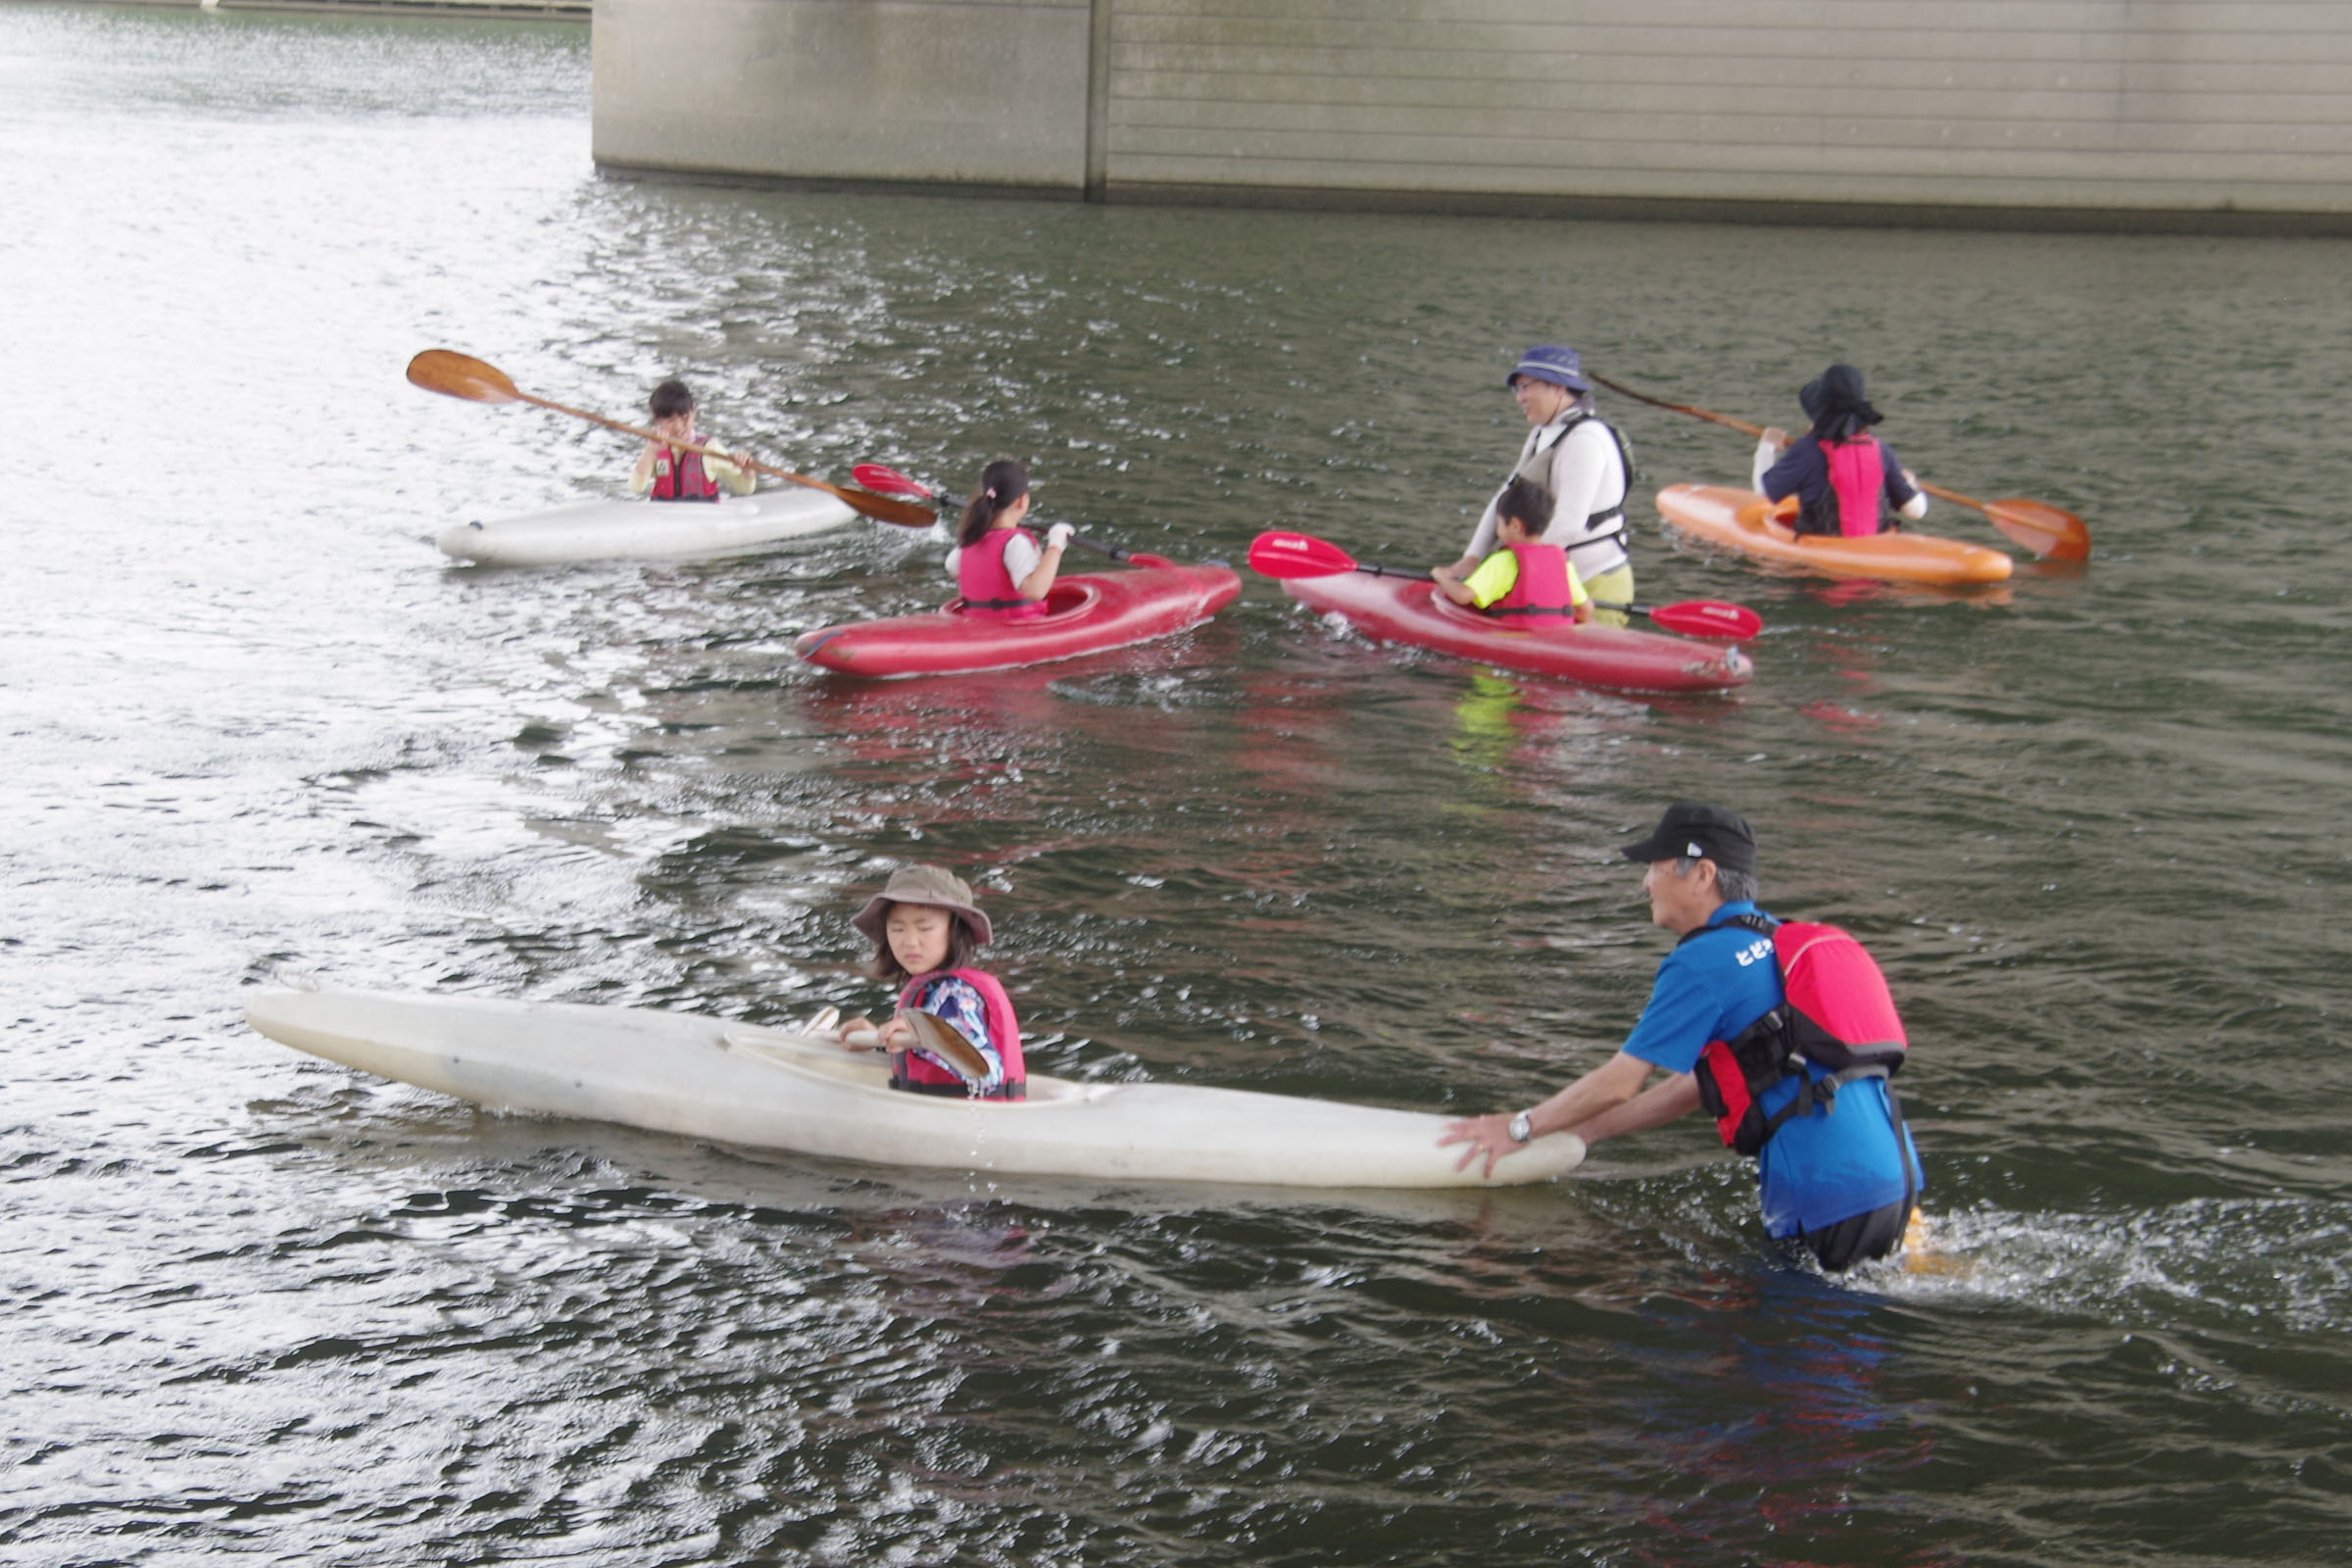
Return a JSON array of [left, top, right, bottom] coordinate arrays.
[[1102, 0, 2352, 214], [593, 0, 2352, 229], [596, 0, 1093, 188]]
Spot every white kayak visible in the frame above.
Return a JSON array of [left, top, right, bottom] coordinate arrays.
[[437, 489, 858, 565], [244, 988, 1585, 1190]]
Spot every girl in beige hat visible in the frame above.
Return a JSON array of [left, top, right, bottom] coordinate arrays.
[[836, 865, 1028, 1100]]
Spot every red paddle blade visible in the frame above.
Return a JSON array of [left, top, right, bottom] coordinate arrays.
[[1247, 530, 1358, 578], [1984, 498, 2091, 562], [1645, 600, 1763, 641], [851, 463, 940, 500]]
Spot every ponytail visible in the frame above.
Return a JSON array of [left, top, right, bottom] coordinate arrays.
[[957, 457, 1030, 549]]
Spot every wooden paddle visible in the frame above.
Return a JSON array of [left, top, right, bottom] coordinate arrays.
[[720, 1007, 992, 1087], [901, 1009, 994, 1083], [1587, 371, 2092, 562], [851, 462, 1167, 565], [406, 350, 938, 527], [1246, 529, 1764, 641]]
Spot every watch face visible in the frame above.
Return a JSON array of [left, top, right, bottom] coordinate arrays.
[[1509, 1112, 1532, 1142]]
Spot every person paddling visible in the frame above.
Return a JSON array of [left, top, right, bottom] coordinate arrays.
[[1441, 804, 1923, 1272], [1753, 364, 1928, 538], [1431, 476, 1592, 623], [1441, 344, 1636, 626], [836, 864, 1027, 1101], [628, 378, 757, 503], [945, 457, 1074, 617]]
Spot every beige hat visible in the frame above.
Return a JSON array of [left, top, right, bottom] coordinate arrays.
[[850, 864, 993, 948]]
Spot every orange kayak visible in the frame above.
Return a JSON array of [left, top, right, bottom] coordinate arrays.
[[1654, 484, 2012, 586]]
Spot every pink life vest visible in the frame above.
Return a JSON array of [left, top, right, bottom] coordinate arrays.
[[649, 446, 720, 503], [1822, 435, 1887, 537], [1487, 540, 1576, 617], [893, 967, 1027, 1100], [956, 527, 1046, 618], [1691, 919, 1908, 1156]]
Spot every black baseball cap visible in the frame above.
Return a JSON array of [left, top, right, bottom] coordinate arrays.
[[1618, 803, 1757, 874]]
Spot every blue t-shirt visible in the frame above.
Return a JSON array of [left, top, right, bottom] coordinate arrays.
[[1623, 904, 1921, 1238]]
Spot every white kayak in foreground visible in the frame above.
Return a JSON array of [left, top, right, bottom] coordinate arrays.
[[437, 490, 858, 565], [244, 988, 1585, 1190]]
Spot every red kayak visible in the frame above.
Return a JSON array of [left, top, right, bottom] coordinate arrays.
[[1284, 572, 1751, 693], [797, 559, 1241, 677]]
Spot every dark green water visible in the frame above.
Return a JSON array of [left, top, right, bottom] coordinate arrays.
[[3, 6, 2348, 1563]]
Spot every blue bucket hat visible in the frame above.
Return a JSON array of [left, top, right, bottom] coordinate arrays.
[[1507, 344, 1590, 394]]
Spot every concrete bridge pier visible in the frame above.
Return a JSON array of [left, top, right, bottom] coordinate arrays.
[[593, 1, 2352, 234]]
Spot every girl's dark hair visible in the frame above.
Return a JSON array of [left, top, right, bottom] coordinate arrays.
[[1497, 475, 1555, 535], [864, 903, 982, 984], [956, 457, 1030, 549], [651, 379, 696, 419]]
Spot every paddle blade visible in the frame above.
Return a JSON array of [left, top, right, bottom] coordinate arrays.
[[1247, 530, 1357, 579], [902, 1009, 992, 1084], [1984, 498, 2091, 562], [406, 349, 520, 405], [836, 487, 939, 528], [851, 463, 943, 501], [1645, 600, 1762, 641]]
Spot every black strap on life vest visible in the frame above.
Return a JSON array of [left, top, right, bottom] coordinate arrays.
[[889, 1070, 1027, 1102], [1510, 415, 1635, 561], [1680, 911, 1913, 1161], [1484, 605, 1574, 617]]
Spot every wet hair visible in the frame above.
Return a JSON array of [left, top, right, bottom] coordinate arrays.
[[1677, 855, 1759, 905], [650, 379, 696, 420], [864, 902, 982, 985], [1496, 476, 1555, 536], [956, 457, 1031, 550]]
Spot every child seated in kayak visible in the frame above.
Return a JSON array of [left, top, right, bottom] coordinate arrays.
[[835, 864, 1028, 1101], [1752, 364, 1928, 537], [1430, 477, 1591, 622], [944, 457, 1073, 615], [628, 378, 757, 504]]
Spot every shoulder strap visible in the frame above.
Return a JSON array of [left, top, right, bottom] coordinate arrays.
[[1677, 910, 1778, 947]]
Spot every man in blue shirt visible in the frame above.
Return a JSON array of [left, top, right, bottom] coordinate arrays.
[[1443, 803, 1921, 1271]]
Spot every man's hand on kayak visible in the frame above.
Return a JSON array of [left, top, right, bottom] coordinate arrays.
[[1439, 1112, 1518, 1179]]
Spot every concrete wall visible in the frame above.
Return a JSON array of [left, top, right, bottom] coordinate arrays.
[[594, 0, 1095, 192], [593, 0, 2352, 229]]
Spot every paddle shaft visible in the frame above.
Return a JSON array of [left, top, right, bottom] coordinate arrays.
[[1595, 383, 2011, 515], [405, 350, 933, 526], [855, 465, 1135, 561], [1589, 369, 2089, 558], [514, 390, 920, 518]]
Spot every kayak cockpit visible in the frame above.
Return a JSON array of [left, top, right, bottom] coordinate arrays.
[[719, 1026, 1107, 1108]]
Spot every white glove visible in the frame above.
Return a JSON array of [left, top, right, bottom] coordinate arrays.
[[1046, 522, 1075, 549]]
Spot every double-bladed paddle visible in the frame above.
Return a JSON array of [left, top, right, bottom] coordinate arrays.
[[406, 350, 937, 528], [851, 462, 1164, 564], [1247, 529, 1764, 641], [1586, 371, 2092, 563]]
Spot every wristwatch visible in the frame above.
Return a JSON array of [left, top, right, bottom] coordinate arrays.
[[1507, 1110, 1534, 1144]]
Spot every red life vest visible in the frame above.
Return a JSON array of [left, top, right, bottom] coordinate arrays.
[[649, 446, 720, 503], [1821, 435, 1886, 537], [892, 967, 1027, 1100], [955, 527, 1046, 618], [1690, 916, 1908, 1156], [1487, 540, 1576, 617]]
